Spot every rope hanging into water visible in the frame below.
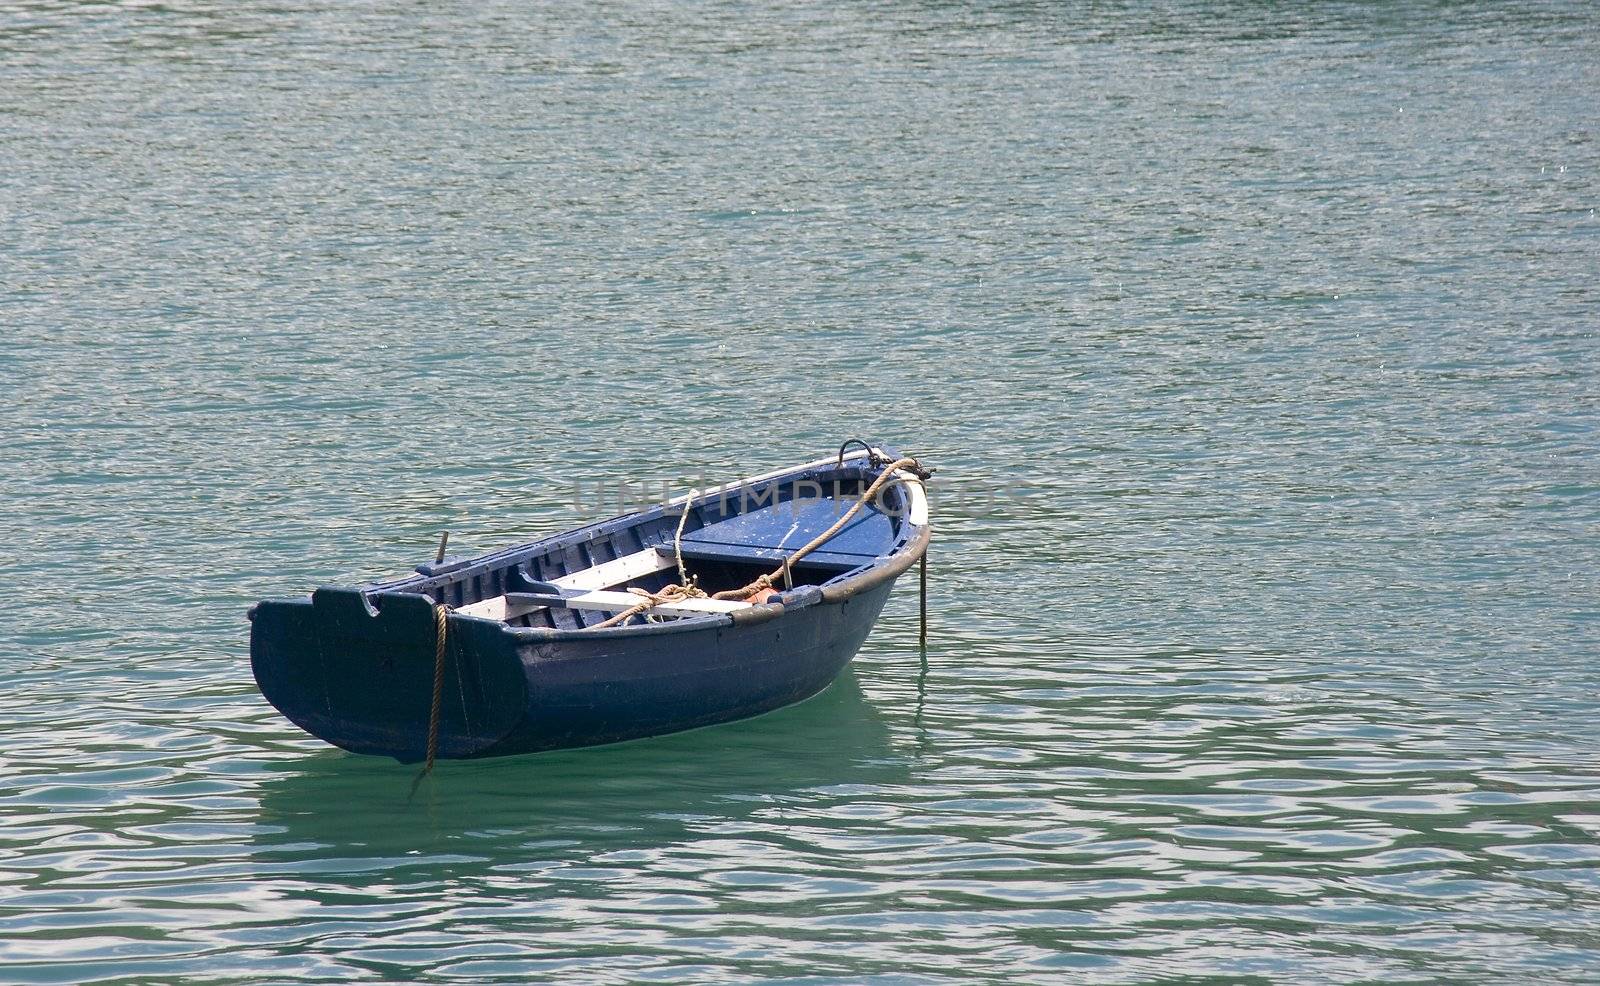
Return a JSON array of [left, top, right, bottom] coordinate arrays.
[[920, 548, 928, 650], [712, 456, 925, 602], [409, 603, 450, 797]]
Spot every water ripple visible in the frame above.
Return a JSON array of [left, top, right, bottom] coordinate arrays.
[[3, 0, 1600, 982]]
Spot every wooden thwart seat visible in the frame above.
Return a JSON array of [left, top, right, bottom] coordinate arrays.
[[454, 589, 747, 623], [452, 545, 752, 624], [549, 547, 676, 591]]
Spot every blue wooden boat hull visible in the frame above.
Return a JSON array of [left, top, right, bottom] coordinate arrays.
[[248, 448, 928, 762]]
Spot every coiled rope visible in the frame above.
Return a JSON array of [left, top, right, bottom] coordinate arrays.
[[585, 485, 715, 631], [587, 582, 709, 630]]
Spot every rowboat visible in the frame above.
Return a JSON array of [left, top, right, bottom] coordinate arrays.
[[248, 444, 931, 763]]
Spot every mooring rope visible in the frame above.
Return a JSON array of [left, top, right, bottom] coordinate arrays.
[[920, 547, 928, 650], [409, 602, 450, 798], [712, 456, 926, 602]]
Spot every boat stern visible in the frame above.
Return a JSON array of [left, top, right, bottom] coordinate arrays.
[[249, 587, 528, 762]]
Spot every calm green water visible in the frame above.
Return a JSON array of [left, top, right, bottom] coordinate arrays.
[[3, 1, 1599, 982]]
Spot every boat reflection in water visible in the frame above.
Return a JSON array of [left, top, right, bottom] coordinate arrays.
[[250, 670, 906, 858]]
